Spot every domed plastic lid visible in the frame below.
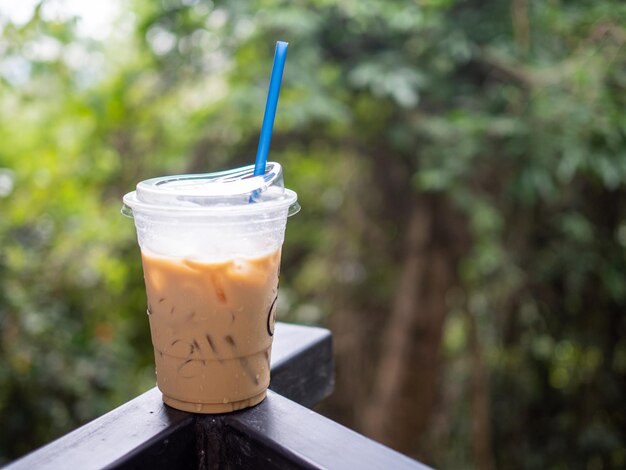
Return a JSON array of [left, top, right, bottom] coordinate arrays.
[[122, 162, 299, 217]]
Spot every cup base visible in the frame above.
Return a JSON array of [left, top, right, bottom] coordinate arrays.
[[162, 390, 267, 414]]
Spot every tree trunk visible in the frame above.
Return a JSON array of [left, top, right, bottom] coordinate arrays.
[[467, 309, 496, 470], [360, 197, 432, 441], [360, 195, 460, 463]]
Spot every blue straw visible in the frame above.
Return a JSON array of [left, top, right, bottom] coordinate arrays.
[[253, 41, 289, 177]]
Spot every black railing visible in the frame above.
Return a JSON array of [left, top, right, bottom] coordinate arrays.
[[5, 323, 430, 470]]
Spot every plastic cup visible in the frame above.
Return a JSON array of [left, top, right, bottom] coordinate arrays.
[[122, 162, 298, 413]]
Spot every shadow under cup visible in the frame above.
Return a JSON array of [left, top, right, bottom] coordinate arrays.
[[122, 163, 298, 413]]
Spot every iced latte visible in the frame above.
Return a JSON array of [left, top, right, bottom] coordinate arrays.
[[122, 162, 298, 413], [142, 249, 280, 412]]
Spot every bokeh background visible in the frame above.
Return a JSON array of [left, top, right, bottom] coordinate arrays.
[[1, 0, 625, 468]]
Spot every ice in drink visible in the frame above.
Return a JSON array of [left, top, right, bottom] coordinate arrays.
[[141, 249, 281, 413]]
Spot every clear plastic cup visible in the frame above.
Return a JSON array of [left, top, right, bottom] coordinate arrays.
[[122, 162, 298, 413]]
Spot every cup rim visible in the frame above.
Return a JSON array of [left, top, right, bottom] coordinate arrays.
[[121, 162, 299, 219], [122, 188, 299, 218]]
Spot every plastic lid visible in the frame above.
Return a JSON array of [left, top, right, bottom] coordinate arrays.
[[122, 162, 299, 217]]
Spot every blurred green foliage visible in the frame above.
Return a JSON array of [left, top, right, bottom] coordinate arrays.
[[1, 0, 625, 468]]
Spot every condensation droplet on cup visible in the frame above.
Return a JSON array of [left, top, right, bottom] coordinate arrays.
[[195, 403, 203, 412], [223, 398, 228, 404]]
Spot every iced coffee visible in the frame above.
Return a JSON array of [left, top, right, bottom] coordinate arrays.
[[142, 249, 280, 412], [122, 162, 298, 413]]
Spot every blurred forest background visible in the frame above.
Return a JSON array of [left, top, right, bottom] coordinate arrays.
[[1, 0, 625, 468]]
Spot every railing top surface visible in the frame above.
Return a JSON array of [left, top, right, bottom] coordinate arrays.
[[5, 322, 429, 470]]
